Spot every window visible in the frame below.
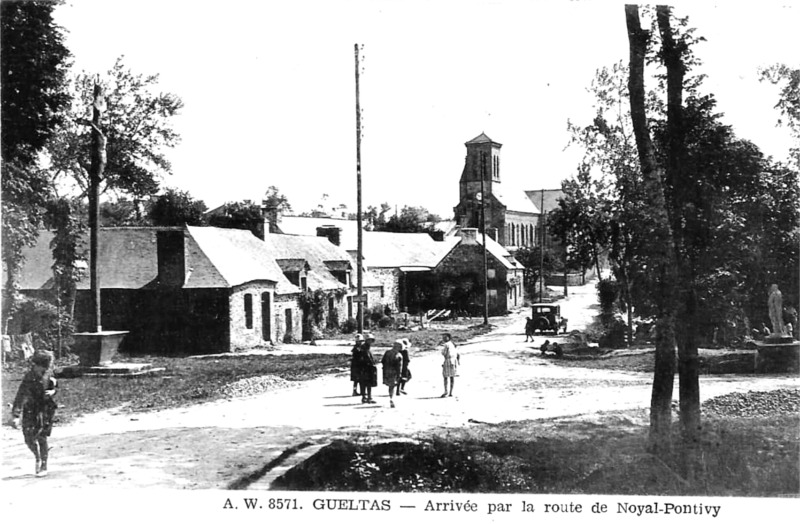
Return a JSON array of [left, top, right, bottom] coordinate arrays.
[[487, 268, 496, 279], [300, 276, 307, 290], [244, 294, 253, 329]]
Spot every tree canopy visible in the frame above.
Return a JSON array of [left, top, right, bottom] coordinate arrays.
[[46, 56, 183, 200], [1, 0, 72, 330]]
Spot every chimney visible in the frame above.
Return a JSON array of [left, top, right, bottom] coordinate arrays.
[[157, 230, 186, 287], [429, 230, 444, 242], [261, 200, 282, 235], [460, 227, 478, 245], [316, 225, 342, 246]]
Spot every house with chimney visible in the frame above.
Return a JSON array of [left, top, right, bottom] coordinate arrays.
[[14, 226, 303, 354]]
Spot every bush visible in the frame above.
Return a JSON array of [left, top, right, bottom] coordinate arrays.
[[599, 317, 627, 349], [596, 279, 619, 315], [6, 295, 74, 353], [377, 316, 393, 328], [341, 318, 358, 334]]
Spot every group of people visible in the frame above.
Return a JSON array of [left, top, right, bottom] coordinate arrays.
[[349, 332, 460, 406]]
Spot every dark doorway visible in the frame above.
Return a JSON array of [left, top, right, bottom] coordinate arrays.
[[284, 309, 293, 342], [261, 292, 272, 342]]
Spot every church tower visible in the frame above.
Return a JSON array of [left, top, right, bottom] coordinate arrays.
[[455, 132, 502, 231]]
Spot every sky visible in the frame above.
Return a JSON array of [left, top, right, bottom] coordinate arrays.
[[52, 0, 798, 219]]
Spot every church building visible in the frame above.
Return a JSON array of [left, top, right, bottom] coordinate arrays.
[[453, 133, 541, 251]]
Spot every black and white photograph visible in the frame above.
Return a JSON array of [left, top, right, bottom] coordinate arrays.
[[1, 0, 798, 522]]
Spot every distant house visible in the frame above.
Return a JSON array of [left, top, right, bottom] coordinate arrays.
[[15, 226, 302, 354]]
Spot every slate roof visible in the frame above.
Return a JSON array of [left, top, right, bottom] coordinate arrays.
[[276, 215, 364, 251], [15, 227, 299, 294], [465, 132, 502, 147], [361, 231, 458, 269], [524, 188, 565, 214], [275, 259, 308, 272], [186, 226, 298, 293], [262, 234, 351, 292], [493, 186, 540, 214]]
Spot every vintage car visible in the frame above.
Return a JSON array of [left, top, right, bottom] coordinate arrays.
[[529, 303, 567, 335]]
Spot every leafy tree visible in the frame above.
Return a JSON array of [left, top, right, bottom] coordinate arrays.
[[100, 198, 148, 226], [378, 205, 441, 233], [513, 245, 560, 301], [547, 168, 610, 280], [364, 202, 392, 230], [759, 63, 800, 165], [44, 197, 86, 346], [208, 200, 264, 237], [1, 0, 71, 331], [148, 188, 208, 226], [45, 56, 183, 200], [263, 185, 292, 214], [625, 4, 681, 454]]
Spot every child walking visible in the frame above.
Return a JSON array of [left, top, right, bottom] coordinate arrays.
[[11, 350, 58, 477]]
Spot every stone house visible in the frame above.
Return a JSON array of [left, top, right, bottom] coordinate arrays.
[[261, 232, 383, 331], [15, 226, 302, 354]]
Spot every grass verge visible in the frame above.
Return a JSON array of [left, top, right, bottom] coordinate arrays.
[[2, 353, 350, 425]]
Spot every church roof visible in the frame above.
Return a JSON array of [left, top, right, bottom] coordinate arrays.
[[524, 189, 565, 214], [494, 186, 540, 215], [465, 132, 502, 147]]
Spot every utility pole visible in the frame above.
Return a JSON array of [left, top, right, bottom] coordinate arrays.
[[481, 152, 489, 325], [539, 189, 545, 301], [354, 44, 364, 334]]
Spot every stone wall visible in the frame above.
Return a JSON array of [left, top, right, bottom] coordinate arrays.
[[435, 242, 510, 315], [229, 283, 301, 347], [370, 268, 401, 311]]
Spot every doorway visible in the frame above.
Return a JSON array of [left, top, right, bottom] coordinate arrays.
[[261, 292, 271, 342]]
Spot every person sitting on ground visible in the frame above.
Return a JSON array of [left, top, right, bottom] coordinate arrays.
[[551, 342, 563, 358], [539, 340, 551, 355]]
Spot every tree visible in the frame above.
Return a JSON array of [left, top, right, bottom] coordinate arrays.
[[46, 56, 183, 201], [148, 188, 208, 227], [378, 205, 441, 234], [513, 245, 559, 301], [625, 4, 680, 454], [1, 0, 71, 331], [208, 200, 264, 237], [759, 63, 800, 166]]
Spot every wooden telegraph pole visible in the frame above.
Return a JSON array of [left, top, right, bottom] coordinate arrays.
[[354, 44, 365, 333], [481, 152, 489, 325], [539, 189, 545, 301]]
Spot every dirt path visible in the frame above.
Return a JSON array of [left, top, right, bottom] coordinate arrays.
[[2, 282, 798, 489]]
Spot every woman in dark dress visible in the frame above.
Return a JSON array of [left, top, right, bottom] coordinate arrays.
[[350, 334, 364, 396], [11, 350, 58, 477]]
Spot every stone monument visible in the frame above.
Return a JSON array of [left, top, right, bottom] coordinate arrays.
[[755, 284, 799, 373]]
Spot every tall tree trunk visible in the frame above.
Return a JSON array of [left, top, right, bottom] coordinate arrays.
[[657, 5, 701, 478], [625, 4, 680, 454]]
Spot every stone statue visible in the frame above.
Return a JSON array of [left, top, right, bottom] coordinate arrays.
[[768, 284, 785, 337]]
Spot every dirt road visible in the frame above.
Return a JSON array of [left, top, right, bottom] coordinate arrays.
[[2, 283, 798, 489]]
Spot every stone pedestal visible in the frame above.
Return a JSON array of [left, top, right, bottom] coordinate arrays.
[[72, 331, 128, 366], [755, 336, 800, 374]]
